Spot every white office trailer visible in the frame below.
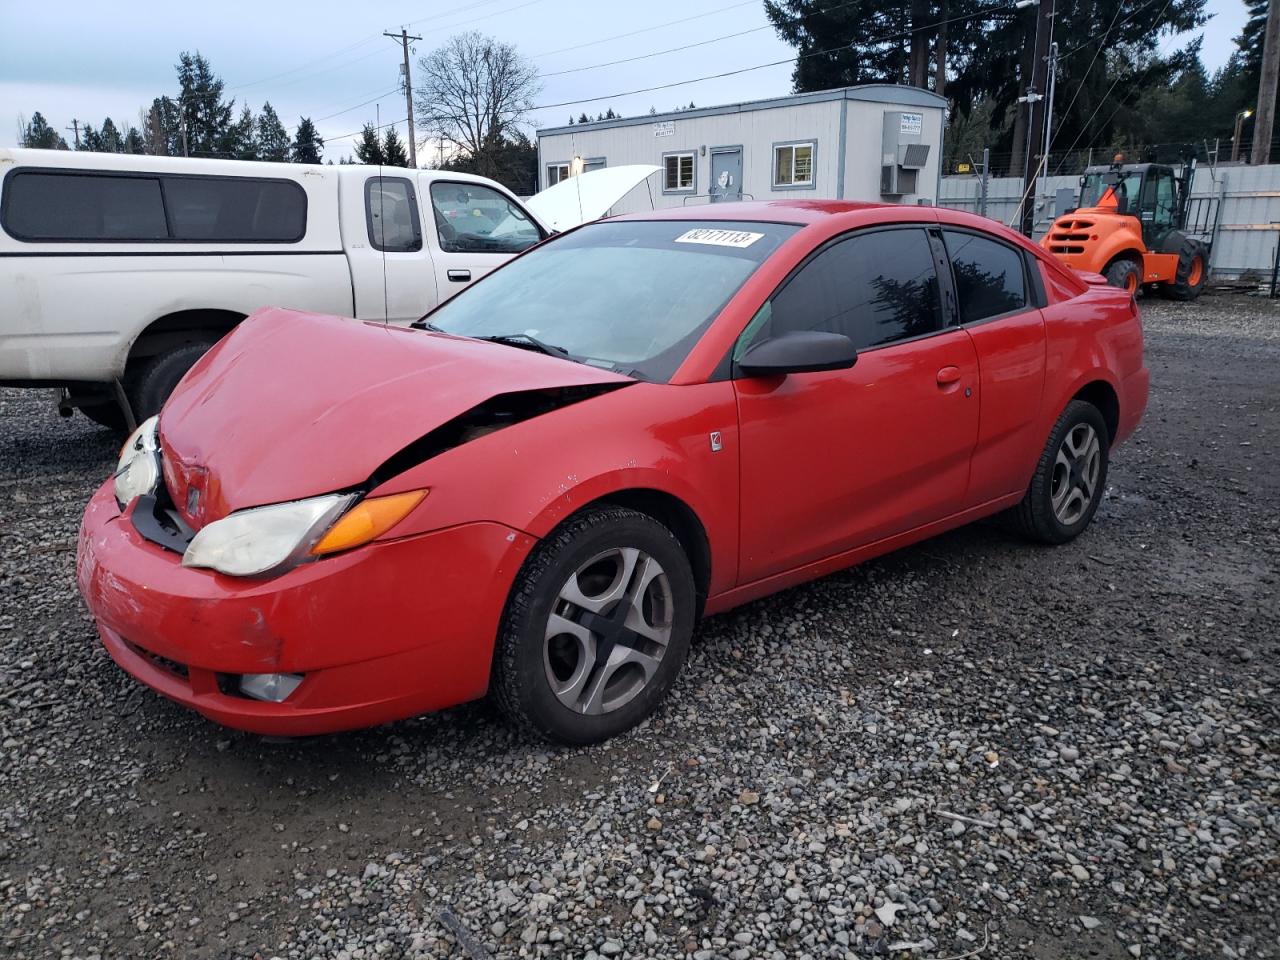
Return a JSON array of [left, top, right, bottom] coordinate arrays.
[[535, 84, 946, 213]]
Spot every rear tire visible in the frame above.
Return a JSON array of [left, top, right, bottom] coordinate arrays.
[[491, 506, 696, 745], [1008, 400, 1110, 545], [1103, 258, 1141, 296], [126, 340, 215, 421], [1159, 238, 1207, 301]]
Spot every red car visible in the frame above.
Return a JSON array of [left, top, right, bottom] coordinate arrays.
[[77, 201, 1148, 744]]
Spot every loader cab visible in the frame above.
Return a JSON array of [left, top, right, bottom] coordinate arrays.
[[1079, 163, 1181, 250]]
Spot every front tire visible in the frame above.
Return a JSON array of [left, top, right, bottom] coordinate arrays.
[[491, 506, 696, 745], [1104, 258, 1141, 296], [1009, 400, 1109, 545]]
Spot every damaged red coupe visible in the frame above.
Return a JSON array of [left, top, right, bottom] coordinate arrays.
[[77, 201, 1148, 744]]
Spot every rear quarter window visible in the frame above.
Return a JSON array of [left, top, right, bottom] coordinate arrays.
[[2, 171, 167, 241], [1, 169, 307, 243]]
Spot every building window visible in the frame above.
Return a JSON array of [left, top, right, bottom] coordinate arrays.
[[774, 142, 815, 188], [663, 152, 695, 192], [546, 163, 570, 187]]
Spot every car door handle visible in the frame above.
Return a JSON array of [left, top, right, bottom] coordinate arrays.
[[447, 269, 471, 282], [936, 366, 962, 386]]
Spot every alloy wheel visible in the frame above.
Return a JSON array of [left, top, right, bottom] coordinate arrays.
[[543, 547, 674, 715], [1050, 422, 1101, 526]]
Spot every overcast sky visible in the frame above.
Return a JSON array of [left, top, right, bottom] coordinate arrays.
[[0, 0, 1250, 157]]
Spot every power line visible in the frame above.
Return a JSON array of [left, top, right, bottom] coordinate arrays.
[[534, 2, 1019, 113], [541, 0, 873, 79], [532, 1, 759, 59]]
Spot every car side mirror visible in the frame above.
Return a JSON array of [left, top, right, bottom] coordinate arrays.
[[738, 331, 858, 377]]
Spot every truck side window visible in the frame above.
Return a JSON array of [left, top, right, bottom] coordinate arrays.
[[2, 172, 167, 241], [365, 177, 422, 253], [428, 182, 542, 254]]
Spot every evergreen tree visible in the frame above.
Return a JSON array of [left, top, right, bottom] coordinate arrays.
[[20, 112, 68, 149], [123, 126, 146, 154], [145, 96, 182, 155], [1237, 0, 1269, 100], [176, 51, 235, 157], [440, 131, 538, 194], [256, 102, 290, 162], [227, 105, 257, 160], [767, 0, 1207, 173], [78, 123, 103, 151], [291, 117, 324, 163], [99, 118, 125, 153], [578, 112, 591, 124], [353, 123, 385, 164], [382, 127, 409, 167]]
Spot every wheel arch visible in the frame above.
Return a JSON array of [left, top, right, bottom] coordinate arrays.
[[573, 488, 712, 613], [1071, 378, 1120, 447], [128, 308, 245, 364]]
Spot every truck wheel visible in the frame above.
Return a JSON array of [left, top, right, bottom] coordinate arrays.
[[126, 340, 215, 421], [1159, 239, 1207, 301], [1104, 259, 1141, 296]]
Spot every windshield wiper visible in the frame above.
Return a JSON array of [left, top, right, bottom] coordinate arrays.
[[473, 333, 574, 361], [410, 318, 442, 331]]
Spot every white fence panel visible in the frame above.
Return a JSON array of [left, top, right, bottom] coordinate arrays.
[[941, 164, 1280, 278]]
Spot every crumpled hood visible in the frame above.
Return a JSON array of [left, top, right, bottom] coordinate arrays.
[[158, 308, 629, 524]]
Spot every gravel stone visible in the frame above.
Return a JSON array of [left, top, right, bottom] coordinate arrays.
[[0, 294, 1276, 959]]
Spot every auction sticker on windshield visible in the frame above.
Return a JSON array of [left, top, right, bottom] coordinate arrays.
[[674, 228, 764, 248]]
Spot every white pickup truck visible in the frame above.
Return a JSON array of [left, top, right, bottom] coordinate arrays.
[[0, 148, 651, 428]]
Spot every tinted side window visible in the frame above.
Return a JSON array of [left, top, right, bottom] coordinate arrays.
[[366, 177, 421, 252], [429, 182, 541, 254], [943, 230, 1027, 324], [3, 172, 167, 241], [765, 228, 941, 350], [164, 177, 305, 241]]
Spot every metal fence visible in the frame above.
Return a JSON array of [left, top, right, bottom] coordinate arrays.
[[938, 162, 1280, 279]]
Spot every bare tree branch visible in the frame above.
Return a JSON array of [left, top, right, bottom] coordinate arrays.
[[414, 31, 540, 177]]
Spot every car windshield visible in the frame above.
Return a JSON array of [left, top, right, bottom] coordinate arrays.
[[425, 219, 799, 382], [1080, 171, 1144, 213]]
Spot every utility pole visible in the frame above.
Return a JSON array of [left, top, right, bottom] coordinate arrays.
[[1019, 0, 1055, 236], [1252, 0, 1280, 165], [386, 28, 423, 168], [65, 119, 80, 149]]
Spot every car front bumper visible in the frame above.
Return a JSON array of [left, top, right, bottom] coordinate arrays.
[[76, 480, 535, 736]]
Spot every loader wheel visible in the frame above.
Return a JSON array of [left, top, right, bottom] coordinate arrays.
[[1104, 259, 1141, 296], [1159, 239, 1208, 302]]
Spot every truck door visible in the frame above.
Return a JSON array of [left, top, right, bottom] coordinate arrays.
[[422, 179, 544, 303], [1140, 168, 1178, 250], [343, 174, 438, 324]]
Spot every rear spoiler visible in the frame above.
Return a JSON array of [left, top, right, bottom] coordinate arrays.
[[1075, 270, 1110, 286]]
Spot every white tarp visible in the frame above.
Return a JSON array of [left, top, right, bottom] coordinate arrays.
[[525, 164, 661, 232]]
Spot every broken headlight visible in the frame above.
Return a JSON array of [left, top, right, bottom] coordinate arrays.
[[181, 493, 357, 578], [180, 488, 428, 579], [113, 415, 161, 510]]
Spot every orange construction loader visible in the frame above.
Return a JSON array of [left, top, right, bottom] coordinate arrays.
[[1041, 159, 1209, 300]]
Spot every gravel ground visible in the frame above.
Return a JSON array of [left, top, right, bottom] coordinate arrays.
[[1, 294, 1276, 960]]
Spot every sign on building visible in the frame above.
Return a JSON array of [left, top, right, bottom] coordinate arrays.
[[653, 121, 675, 138]]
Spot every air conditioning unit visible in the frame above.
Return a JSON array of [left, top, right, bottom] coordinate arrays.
[[881, 111, 931, 198]]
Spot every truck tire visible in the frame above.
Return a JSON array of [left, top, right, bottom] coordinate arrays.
[[1159, 239, 1207, 301], [1104, 258, 1141, 296], [126, 340, 215, 421], [79, 402, 127, 432]]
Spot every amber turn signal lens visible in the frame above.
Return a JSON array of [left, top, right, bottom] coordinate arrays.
[[311, 489, 428, 556]]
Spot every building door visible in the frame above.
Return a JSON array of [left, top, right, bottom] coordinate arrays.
[[710, 148, 743, 203]]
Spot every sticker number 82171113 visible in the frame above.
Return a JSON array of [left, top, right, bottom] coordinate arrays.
[[673, 228, 765, 249]]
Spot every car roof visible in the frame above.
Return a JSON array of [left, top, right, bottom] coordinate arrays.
[[610, 199, 1041, 249]]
